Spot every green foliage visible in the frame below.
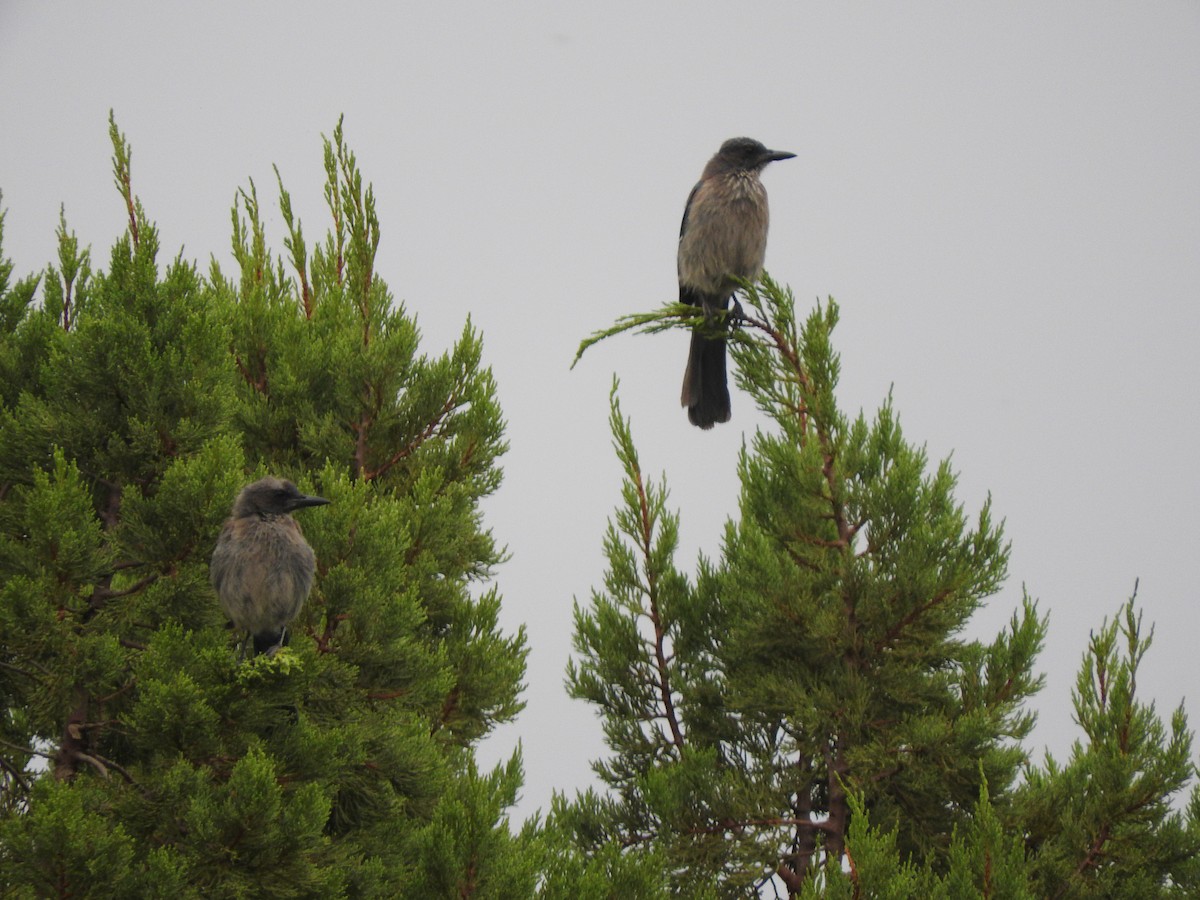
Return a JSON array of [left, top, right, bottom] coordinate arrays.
[[561, 277, 1198, 895], [150, 746, 343, 898], [405, 752, 543, 898], [0, 116, 530, 896], [4, 113, 1197, 898], [810, 780, 1034, 899], [0, 777, 146, 899], [1017, 594, 1200, 897]]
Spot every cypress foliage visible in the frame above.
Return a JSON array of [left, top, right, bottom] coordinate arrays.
[[563, 278, 1197, 896], [0, 115, 533, 897], [1015, 597, 1200, 897], [3, 115, 1196, 897]]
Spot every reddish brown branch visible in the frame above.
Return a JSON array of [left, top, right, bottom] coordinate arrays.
[[736, 310, 812, 432], [353, 410, 372, 479], [434, 686, 461, 734], [824, 737, 851, 866], [311, 612, 349, 654], [93, 573, 158, 605], [367, 689, 409, 701], [877, 587, 955, 649], [300, 272, 314, 319], [53, 688, 90, 781], [1053, 824, 1111, 900], [121, 178, 139, 247], [629, 452, 685, 754], [846, 842, 861, 900], [785, 762, 820, 886], [61, 275, 75, 331], [362, 386, 462, 482], [234, 352, 268, 393]]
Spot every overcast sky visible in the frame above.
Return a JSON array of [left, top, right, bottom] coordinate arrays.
[[2, 2, 1198, 823]]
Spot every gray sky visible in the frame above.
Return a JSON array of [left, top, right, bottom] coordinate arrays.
[[3, 2, 1198, 824]]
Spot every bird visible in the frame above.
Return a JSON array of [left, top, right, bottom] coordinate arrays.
[[678, 137, 795, 428], [210, 476, 330, 659]]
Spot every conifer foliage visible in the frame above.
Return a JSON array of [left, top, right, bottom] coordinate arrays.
[[0, 115, 535, 896], [558, 280, 1200, 896], [2, 114, 1197, 898]]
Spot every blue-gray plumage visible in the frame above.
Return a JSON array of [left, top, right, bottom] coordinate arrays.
[[210, 477, 330, 658], [678, 137, 795, 428]]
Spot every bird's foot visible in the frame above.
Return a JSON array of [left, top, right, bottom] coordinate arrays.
[[729, 297, 747, 327], [263, 626, 288, 658]]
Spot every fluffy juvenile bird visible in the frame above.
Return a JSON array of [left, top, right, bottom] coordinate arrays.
[[210, 477, 330, 658], [678, 137, 795, 428]]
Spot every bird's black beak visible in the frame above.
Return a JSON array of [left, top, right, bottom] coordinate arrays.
[[289, 494, 330, 511], [763, 149, 797, 164]]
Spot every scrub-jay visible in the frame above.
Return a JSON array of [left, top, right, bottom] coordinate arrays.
[[678, 137, 795, 428], [210, 477, 329, 658]]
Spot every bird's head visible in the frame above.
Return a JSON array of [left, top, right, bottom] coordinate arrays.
[[715, 137, 796, 172], [231, 477, 331, 518]]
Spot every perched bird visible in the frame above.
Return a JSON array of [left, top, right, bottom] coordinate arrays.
[[210, 477, 330, 658], [678, 137, 795, 428]]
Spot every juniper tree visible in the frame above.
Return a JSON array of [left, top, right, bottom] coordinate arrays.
[[563, 281, 1199, 897], [1014, 596, 1200, 898], [562, 280, 1046, 895], [812, 595, 1200, 899], [0, 115, 535, 897]]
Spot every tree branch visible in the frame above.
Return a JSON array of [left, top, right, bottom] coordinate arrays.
[[629, 448, 685, 755], [362, 384, 462, 481]]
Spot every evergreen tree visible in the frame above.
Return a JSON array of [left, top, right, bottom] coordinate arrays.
[[1015, 596, 1200, 897], [0, 115, 533, 897], [563, 279, 1198, 896], [815, 597, 1200, 898], [3, 114, 1197, 898]]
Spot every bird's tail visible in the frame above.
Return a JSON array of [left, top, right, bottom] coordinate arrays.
[[681, 330, 731, 429]]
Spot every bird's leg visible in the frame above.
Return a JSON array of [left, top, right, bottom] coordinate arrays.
[[263, 626, 288, 658], [729, 296, 747, 327]]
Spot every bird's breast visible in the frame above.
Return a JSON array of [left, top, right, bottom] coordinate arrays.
[[677, 186, 771, 295], [210, 514, 317, 633]]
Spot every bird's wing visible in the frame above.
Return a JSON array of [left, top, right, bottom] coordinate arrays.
[[209, 520, 236, 592], [679, 180, 701, 238], [679, 181, 704, 307], [679, 283, 705, 308]]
